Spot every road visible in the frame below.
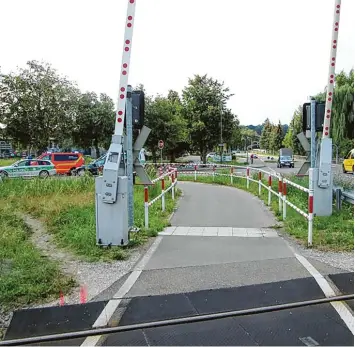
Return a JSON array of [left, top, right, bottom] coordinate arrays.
[[4, 176, 354, 346], [100, 182, 353, 346]]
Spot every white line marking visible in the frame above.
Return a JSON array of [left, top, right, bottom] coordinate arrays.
[[81, 236, 163, 346], [295, 253, 354, 335]]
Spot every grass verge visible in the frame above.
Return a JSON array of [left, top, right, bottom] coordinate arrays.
[[0, 175, 179, 310], [0, 176, 179, 261], [0, 205, 74, 310], [179, 173, 353, 251], [0, 158, 18, 166]]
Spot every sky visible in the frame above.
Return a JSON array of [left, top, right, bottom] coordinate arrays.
[[0, 0, 354, 126]]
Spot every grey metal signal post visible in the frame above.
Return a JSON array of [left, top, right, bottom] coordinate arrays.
[[95, 0, 152, 246], [126, 85, 134, 228]]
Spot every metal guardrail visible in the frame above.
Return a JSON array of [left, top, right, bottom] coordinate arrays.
[[333, 185, 354, 207]]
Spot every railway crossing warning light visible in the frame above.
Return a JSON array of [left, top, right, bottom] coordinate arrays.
[[125, 90, 145, 129], [302, 102, 326, 135]]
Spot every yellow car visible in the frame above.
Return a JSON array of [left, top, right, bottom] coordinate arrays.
[[342, 149, 354, 173]]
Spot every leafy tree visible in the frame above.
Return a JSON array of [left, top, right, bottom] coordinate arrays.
[[269, 121, 284, 153], [144, 94, 188, 162], [72, 92, 115, 157], [259, 118, 273, 151], [0, 60, 79, 153], [282, 106, 305, 155], [181, 74, 237, 162], [313, 69, 354, 157]]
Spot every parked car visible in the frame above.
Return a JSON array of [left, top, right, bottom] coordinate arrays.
[[343, 149, 354, 173], [0, 159, 56, 178], [76, 154, 106, 176], [37, 152, 85, 175]]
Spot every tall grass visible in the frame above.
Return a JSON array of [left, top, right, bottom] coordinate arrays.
[[0, 173, 179, 310], [0, 205, 74, 310]]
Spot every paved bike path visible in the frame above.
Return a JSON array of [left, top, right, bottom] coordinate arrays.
[[4, 182, 353, 346], [101, 182, 353, 346], [170, 181, 275, 227]]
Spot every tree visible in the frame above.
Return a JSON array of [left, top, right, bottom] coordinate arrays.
[[0, 60, 79, 153], [269, 121, 284, 153], [144, 94, 189, 162], [314, 69, 354, 157], [72, 92, 115, 157], [282, 106, 305, 155], [259, 118, 273, 151], [181, 74, 236, 163]]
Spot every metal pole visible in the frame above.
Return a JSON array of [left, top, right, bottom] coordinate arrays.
[[308, 168, 314, 247], [126, 85, 134, 228], [246, 137, 249, 164], [321, 0, 341, 139], [220, 104, 223, 164], [310, 98, 316, 169]]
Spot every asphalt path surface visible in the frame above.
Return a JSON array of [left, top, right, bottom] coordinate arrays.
[[4, 158, 354, 346], [170, 181, 275, 228]]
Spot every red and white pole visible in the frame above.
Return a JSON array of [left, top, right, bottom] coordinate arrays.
[[171, 172, 175, 200], [268, 174, 272, 206], [278, 176, 283, 213], [194, 165, 197, 181], [258, 171, 262, 196], [308, 168, 315, 247], [144, 186, 149, 229], [282, 182, 287, 220], [246, 167, 250, 189], [230, 167, 234, 184], [322, 0, 342, 139], [161, 176, 165, 212]]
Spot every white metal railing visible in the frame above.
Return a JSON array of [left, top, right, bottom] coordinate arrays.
[[144, 167, 178, 229], [170, 163, 314, 247]]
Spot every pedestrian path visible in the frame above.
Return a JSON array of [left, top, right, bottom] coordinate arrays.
[[159, 226, 278, 237], [4, 181, 354, 346], [170, 182, 275, 227]]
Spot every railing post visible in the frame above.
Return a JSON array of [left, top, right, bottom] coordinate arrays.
[[246, 167, 250, 189], [308, 168, 314, 247], [230, 167, 233, 184], [171, 173, 175, 200], [258, 171, 262, 196], [194, 165, 197, 181], [278, 176, 282, 214], [144, 186, 149, 229], [268, 174, 272, 206], [213, 166, 215, 181], [282, 182, 287, 220], [161, 177, 165, 212]]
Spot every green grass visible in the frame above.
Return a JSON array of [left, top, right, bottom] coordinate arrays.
[[0, 158, 17, 166], [0, 176, 179, 261], [179, 173, 354, 251], [0, 173, 179, 310], [0, 206, 74, 310]]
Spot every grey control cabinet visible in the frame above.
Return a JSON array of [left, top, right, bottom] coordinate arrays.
[[95, 175, 129, 246]]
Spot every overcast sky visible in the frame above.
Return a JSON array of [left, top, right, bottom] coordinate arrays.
[[0, 0, 354, 125]]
